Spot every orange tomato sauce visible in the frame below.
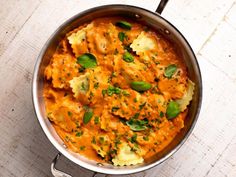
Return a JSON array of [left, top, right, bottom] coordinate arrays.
[[43, 17, 189, 164]]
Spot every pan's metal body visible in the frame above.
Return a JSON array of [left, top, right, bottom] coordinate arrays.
[[32, 3, 202, 176]]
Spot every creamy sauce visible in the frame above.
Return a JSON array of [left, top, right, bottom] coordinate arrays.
[[43, 17, 189, 165]]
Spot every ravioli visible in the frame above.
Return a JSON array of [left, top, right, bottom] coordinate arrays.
[[67, 23, 93, 57], [69, 72, 90, 97], [130, 31, 156, 54], [176, 79, 195, 112], [112, 142, 144, 166]]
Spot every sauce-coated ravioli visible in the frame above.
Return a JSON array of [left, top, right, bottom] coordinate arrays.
[[44, 17, 194, 166]]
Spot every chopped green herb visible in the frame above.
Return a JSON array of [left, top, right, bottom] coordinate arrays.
[[139, 102, 146, 110], [164, 64, 177, 78], [75, 131, 83, 137], [122, 90, 130, 96], [99, 137, 105, 144], [111, 72, 117, 77], [107, 76, 112, 83], [133, 113, 140, 119], [166, 101, 180, 119], [143, 136, 149, 141], [114, 138, 121, 148], [83, 105, 89, 111], [94, 82, 99, 89], [118, 32, 126, 42], [112, 106, 120, 112], [130, 133, 137, 143], [89, 92, 94, 99], [94, 116, 100, 124], [75, 121, 80, 128], [80, 146, 85, 150], [77, 53, 97, 68], [81, 82, 86, 91], [126, 118, 148, 131], [123, 51, 134, 62], [68, 111, 72, 117], [108, 149, 117, 155], [114, 48, 119, 55], [131, 81, 152, 92], [83, 110, 93, 124], [155, 118, 162, 124], [107, 86, 121, 96], [102, 89, 107, 96], [160, 111, 164, 118], [116, 21, 132, 30], [91, 136, 96, 144]]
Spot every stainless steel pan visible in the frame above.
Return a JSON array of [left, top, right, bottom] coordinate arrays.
[[32, 0, 202, 176]]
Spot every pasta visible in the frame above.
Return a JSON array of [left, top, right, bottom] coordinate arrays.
[[43, 17, 194, 166], [112, 142, 144, 166], [69, 72, 90, 97], [130, 31, 156, 54], [176, 79, 195, 112]]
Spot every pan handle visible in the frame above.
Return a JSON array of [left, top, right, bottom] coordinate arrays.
[[51, 153, 72, 177], [156, 0, 169, 14], [51, 153, 100, 177]]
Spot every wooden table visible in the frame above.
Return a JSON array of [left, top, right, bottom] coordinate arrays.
[[0, 0, 236, 176]]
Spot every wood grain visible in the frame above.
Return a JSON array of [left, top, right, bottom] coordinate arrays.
[[0, 0, 236, 177]]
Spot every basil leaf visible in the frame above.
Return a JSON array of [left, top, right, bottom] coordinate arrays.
[[118, 32, 126, 42], [131, 81, 152, 92], [123, 51, 134, 62], [83, 110, 93, 124], [116, 21, 132, 30], [166, 101, 180, 119], [164, 64, 177, 78], [126, 119, 148, 131], [77, 53, 97, 68]]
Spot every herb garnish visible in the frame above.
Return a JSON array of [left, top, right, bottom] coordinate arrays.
[[126, 118, 148, 131], [118, 32, 126, 42], [94, 116, 100, 124], [131, 81, 152, 92], [116, 21, 132, 30], [123, 51, 134, 62], [83, 110, 93, 124], [164, 64, 177, 78], [77, 53, 97, 68], [166, 101, 180, 119], [75, 131, 83, 137]]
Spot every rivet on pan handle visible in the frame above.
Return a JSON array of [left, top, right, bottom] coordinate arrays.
[[51, 153, 72, 177], [156, 0, 169, 14]]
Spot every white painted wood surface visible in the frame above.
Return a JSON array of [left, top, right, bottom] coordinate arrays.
[[0, 0, 236, 176]]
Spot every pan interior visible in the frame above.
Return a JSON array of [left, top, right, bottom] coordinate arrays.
[[33, 5, 201, 174]]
